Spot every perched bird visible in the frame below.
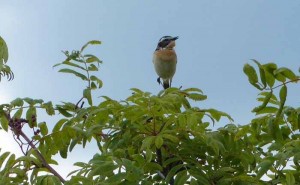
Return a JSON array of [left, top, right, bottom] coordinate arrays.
[[153, 36, 178, 89]]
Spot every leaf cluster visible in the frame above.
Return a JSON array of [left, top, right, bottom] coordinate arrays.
[[0, 38, 300, 185]]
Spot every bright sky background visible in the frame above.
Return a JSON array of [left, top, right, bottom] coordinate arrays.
[[1, 0, 300, 179]]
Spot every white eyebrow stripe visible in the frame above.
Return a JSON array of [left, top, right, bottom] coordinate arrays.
[[159, 36, 172, 42]]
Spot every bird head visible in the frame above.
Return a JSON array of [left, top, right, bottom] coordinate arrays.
[[155, 36, 178, 50]]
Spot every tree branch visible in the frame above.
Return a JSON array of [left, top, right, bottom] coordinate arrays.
[[19, 130, 66, 183]]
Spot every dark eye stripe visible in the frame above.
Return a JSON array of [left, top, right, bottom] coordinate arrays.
[[159, 40, 170, 48]]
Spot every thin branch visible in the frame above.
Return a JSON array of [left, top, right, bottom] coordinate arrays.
[[267, 78, 300, 90], [19, 130, 66, 183], [6, 112, 66, 183]]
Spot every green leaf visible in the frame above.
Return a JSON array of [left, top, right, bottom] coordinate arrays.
[[4, 153, 15, 169], [57, 107, 73, 117], [0, 151, 11, 167], [155, 135, 163, 148], [252, 59, 267, 88], [83, 88, 93, 106], [86, 56, 102, 64], [38, 122, 48, 136], [141, 136, 155, 150], [26, 106, 37, 128], [252, 91, 272, 113], [80, 40, 101, 52], [145, 148, 152, 162], [265, 71, 275, 87], [183, 88, 203, 93], [256, 106, 278, 115], [256, 159, 274, 179], [0, 36, 9, 63], [90, 75, 103, 89], [104, 173, 126, 183], [275, 73, 286, 82], [42, 101, 55, 116], [59, 147, 68, 159], [263, 63, 278, 87], [204, 108, 233, 122], [10, 98, 24, 107], [277, 85, 287, 118], [275, 67, 297, 81], [60, 60, 86, 71], [187, 93, 207, 101], [58, 68, 88, 81], [87, 64, 98, 71], [174, 170, 189, 185], [162, 133, 179, 143], [0, 113, 9, 131], [165, 164, 185, 183], [286, 172, 295, 185], [13, 108, 23, 119], [243, 63, 259, 86], [279, 85, 287, 103], [23, 97, 34, 105]]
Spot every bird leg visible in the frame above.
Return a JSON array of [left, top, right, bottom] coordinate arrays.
[[157, 77, 161, 85]]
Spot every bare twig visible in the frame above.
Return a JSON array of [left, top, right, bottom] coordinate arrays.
[[267, 78, 300, 90]]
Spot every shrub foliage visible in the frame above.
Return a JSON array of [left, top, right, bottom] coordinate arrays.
[[0, 38, 300, 185]]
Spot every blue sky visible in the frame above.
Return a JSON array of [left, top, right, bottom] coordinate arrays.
[[1, 0, 300, 179]]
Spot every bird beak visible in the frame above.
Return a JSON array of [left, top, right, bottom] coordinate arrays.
[[171, 36, 179, 41]]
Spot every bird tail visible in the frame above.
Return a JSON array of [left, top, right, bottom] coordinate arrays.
[[163, 79, 171, 89]]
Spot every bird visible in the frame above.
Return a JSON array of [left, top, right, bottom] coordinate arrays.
[[153, 36, 178, 89]]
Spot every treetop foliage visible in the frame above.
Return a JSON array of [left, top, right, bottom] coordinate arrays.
[[0, 37, 300, 185]]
